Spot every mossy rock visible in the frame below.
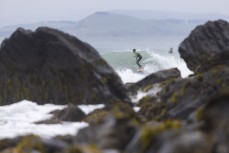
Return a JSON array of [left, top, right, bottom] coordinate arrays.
[[84, 102, 139, 124], [0, 138, 17, 151], [84, 109, 109, 124], [137, 98, 167, 122], [15, 135, 47, 153], [138, 96, 156, 105], [64, 144, 103, 153], [111, 102, 137, 119], [64, 145, 83, 153], [159, 78, 177, 88], [0, 27, 131, 106], [75, 103, 140, 151], [141, 120, 182, 151], [195, 106, 205, 121], [127, 68, 181, 96], [54, 135, 74, 145], [142, 84, 154, 92]]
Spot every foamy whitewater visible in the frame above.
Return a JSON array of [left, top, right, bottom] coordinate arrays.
[[101, 49, 193, 83], [0, 100, 105, 139]]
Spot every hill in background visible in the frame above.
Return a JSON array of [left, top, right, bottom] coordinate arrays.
[[0, 10, 228, 39]]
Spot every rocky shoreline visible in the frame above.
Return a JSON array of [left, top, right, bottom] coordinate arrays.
[[1, 19, 229, 153]]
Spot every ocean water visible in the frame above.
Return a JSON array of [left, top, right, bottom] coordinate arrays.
[[101, 49, 192, 83], [91, 36, 193, 83]]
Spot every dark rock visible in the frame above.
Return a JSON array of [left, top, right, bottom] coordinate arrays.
[[54, 135, 74, 145], [0, 137, 21, 151], [64, 144, 104, 153], [0, 135, 68, 153], [125, 120, 182, 153], [127, 68, 181, 95], [83, 108, 109, 124], [141, 66, 229, 120], [157, 131, 212, 153], [203, 94, 229, 129], [75, 116, 137, 150], [54, 105, 86, 122], [37, 104, 86, 124], [201, 94, 229, 153], [179, 19, 229, 72], [0, 27, 130, 105], [137, 97, 167, 121], [83, 101, 137, 124], [74, 103, 139, 150]]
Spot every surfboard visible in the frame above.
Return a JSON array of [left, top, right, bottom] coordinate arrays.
[[137, 67, 144, 72]]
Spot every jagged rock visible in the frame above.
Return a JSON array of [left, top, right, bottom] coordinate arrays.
[[64, 144, 104, 153], [0, 137, 21, 151], [125, 120, 212, 153], [0, 135, 68, 153], [125, 120, 182, 153], [201, 94, 229, 153], [203, 94, 229, 129], [75, 116, 137, 150], [74, 103, 139, 151], [127, 68, 181, 95], [157, 131, 212, 153], [179, 19, 229, 72], [83, 108, 109, 124], [37, 104, 86, 124], [128, 65, 229, 121], [0, 27, 130, 105], [137, 97, 167, 121], [154, 66, 229, 120], [83, 101, 137, 124]]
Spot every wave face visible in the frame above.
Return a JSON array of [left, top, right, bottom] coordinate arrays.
[[101, 49, 192, 83]]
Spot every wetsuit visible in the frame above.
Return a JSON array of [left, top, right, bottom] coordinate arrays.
[[135, 53, 142, 68]]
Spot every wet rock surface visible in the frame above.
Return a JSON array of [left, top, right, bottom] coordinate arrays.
[[127, 68, 181, 95]]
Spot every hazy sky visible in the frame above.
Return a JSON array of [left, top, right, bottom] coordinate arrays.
[[0, 0, 229, 27]]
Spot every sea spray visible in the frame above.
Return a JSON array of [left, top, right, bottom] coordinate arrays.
[[116, 69, 145, 83]]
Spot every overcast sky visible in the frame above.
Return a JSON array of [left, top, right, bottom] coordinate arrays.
[[0, 0, 229, 28]]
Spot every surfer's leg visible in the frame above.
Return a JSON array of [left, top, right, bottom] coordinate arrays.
[[136, 58, 142, 68]]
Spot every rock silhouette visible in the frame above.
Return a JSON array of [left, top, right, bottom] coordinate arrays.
[[179, 19, 229, 72], [0, 27, 130, 105]]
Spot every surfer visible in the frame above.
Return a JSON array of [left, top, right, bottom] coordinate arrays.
[[168, 47, 173, 54], [132, 49, 143, 71]]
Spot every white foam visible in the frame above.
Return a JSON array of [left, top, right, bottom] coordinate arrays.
[[133, 107, 141, 112], [145, 52, 193, 78], [78, 104, 105, 115], [0, 100, 88, 139], [147, 84, 162, 96], [131, 91, 148, 104], [117, 69, 145, 84], [130, 84, 162, 104]]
